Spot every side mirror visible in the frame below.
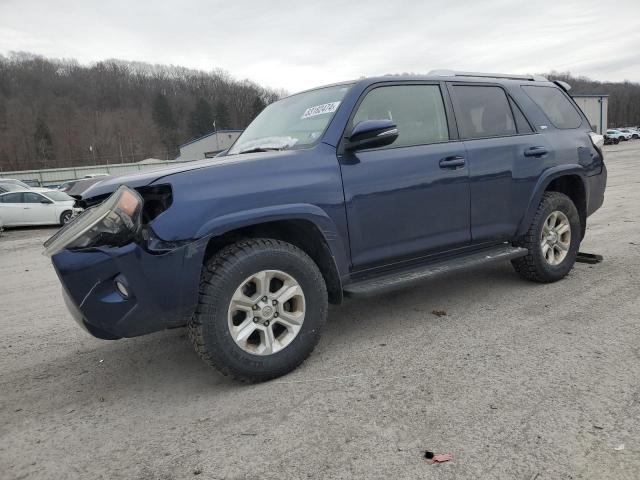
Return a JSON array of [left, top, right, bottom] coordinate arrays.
[[345, 119, 399, 151], [40, 200, 53, 204]]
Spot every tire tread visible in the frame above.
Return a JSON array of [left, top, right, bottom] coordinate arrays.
[[512, 191, 579, 283], [188, 238, 326, 383]]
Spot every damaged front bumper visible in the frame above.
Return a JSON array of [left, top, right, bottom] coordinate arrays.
[[52, 238, 208, 339]]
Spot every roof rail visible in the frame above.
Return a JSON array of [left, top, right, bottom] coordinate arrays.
[[428, 70, 548, 82]]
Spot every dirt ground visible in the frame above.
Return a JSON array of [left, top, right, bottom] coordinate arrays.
[[1, 142, 639, 480]]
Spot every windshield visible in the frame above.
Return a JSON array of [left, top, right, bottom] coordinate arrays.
[[42, 191, 73, 202], [228, 84, 352, 155]]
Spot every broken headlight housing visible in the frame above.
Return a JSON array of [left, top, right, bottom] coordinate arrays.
[[43, 186, 143, 257]]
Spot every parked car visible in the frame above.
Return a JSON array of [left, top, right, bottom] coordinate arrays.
[[44, 71, 606, 382], [0, 189, 80, 227], [21, 179, 43, 187], [83, 173, 109, 179], [605, 129, 623, 144], [0, 182, 24, 193], [0, 178, 49, 192], [58, 180, 80, 192], [607, 128, 632, 142], [65, 176, 112, 196], [618, 128, 639, 139]]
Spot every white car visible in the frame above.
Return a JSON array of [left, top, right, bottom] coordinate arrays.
[[610, 129, 632, 140], [0, 178, 49, 192], [0, 189, 81, 227], [618, 128, 639, 139], [606, 129, 626, 141]]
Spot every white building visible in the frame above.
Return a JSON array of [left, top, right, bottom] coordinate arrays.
[[177, 130, 242, 161], [572, 95, 608, 134]]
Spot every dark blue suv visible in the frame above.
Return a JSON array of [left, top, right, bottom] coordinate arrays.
[[45, 71, 607, 382]]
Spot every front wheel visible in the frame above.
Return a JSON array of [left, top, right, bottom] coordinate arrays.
[[189, 238, 328, 382], [60, 210, 73, 225], [512, 192, 581, 283]]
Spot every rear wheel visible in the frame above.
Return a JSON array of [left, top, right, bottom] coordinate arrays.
[[189, 238, 327, 382], [59, 210, 72, 225], [512, 192, 581, 283]]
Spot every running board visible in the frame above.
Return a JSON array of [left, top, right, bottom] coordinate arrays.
[[343, 245, 528, 297]]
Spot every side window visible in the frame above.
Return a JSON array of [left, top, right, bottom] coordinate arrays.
[[451, 85, 517, 139], [23, 192, 44, 203], [522, 86, 582, 129], [351, 85, 449, 149], [0, 193, 23, 203]]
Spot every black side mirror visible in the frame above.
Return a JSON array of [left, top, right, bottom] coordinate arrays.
[[345, 119, 399, 151], [40, 200, 53, 204]]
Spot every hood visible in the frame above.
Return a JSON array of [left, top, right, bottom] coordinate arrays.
[[79, 151, 295, 200]]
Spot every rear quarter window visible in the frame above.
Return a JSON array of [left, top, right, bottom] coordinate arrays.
[[522, 85, 582, 129]]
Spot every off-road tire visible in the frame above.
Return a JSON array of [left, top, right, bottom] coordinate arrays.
[[189, 238, 328, 382], [512, 192, 581, 283]]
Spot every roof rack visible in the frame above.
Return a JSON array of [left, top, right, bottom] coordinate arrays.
[[428, 70, 548, 82]]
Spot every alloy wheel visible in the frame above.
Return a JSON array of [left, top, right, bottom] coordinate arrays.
[[228, 270, 305, 355], [540, 210, 571, 265]]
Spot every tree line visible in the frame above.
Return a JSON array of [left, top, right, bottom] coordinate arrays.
[[0, 52, 282, 172], [547, 72, 640, 128], [1, 54, 639, 173]]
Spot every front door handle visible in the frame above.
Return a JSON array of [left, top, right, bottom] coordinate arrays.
[[439, 155, 466, 169], [524, 146, 548, 158]]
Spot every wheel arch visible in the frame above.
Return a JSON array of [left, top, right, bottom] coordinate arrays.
[[196, 204, 349, 305], [517, 166, 589, 240]]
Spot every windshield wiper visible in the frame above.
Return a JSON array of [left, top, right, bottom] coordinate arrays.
[[237, 146, 285, 155]]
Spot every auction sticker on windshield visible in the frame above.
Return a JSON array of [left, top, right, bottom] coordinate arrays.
[[301, 101, 341, 119]]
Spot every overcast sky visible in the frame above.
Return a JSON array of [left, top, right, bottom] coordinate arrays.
[[1, 0, 639, 92]]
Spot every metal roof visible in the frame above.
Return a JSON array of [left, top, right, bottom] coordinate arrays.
[[179, 129, 243, 148]]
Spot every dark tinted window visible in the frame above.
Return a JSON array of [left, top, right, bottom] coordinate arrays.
[[352, 85, 449, 148], [0, 193, 23, 203], [522, 86, 582, 129], [452, 86, 517, 139]]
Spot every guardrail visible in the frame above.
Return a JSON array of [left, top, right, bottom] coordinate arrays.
[[1, 159, 194, 184]]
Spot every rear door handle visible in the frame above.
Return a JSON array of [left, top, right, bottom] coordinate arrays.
[[524, 146, 548, 157], [439, 155, 466, 169]]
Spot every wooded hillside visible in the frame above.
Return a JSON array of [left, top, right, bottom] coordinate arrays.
[[1, 54, 639, 173], [0, 53, 281, 171], [547, 72, 640, 128]]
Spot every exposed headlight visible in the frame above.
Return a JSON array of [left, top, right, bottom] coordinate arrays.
[[43, 186, 143, 257]]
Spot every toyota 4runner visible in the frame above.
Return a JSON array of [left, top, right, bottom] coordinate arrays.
[[44, 70, 607, 382]]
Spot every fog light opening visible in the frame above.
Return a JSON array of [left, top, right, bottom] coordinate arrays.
[[116, 280, 130, 299]]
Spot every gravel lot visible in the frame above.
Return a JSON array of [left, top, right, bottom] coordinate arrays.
[[1, 142, 639, 480]]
